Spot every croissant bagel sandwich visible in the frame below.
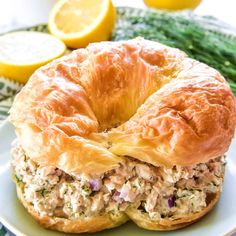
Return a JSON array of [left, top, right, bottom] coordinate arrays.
[[9, 38, 236, 233]]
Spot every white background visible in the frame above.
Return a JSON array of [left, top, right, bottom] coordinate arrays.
[[0, 0, 236, 34]]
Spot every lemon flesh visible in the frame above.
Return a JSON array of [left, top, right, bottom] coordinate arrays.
[[0, 31, 66, 83], [49, 0, 116, 48]]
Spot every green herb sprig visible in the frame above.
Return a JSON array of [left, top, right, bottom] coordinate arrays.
[[113, 7, 236, 95]]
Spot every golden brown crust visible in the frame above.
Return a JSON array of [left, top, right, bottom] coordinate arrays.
[[125, 192, 220, 231], [16, 184, 128, 233], [9, 38, 236, 175]]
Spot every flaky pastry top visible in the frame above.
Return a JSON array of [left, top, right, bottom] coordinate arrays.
[[9, 38, 236, 177]]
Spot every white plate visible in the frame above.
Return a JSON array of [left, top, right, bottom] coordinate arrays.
[[0, 120, 236, 236]]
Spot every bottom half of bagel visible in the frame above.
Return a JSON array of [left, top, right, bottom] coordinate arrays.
[[11, 142, 225, 233]]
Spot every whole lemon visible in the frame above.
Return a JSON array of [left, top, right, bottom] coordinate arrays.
[[144, 0, 202, 10]]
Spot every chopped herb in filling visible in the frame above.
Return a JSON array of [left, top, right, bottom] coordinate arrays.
[[11, 143, 225, 220]]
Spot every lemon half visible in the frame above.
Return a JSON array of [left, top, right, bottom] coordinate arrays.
[[0, 31, 66, 83], [48, 0, 116, 48]]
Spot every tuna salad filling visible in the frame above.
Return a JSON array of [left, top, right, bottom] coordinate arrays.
[[12, 143, 225, 221]]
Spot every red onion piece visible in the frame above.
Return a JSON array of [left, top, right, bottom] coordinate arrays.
[[168, 195, 176, 208], [89, 179, 102, 191]]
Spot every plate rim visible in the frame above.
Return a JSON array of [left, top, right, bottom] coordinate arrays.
[[0, 120, 236, 236]]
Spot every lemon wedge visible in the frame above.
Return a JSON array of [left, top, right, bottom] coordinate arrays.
[[48, 0, 116, 48], [0, 31, 66, 83]]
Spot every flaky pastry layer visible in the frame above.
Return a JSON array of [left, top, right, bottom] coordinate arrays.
[[9, 38, 236, 176]]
